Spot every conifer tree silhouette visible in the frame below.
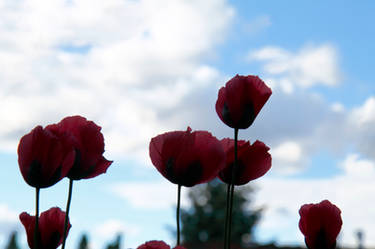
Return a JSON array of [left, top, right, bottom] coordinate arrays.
[[180, 179, 262, 248]]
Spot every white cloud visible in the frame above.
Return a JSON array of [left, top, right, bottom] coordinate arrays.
[[110, 181, 190, 210], [0, 204, 18, 224], [248, 44, 340, 93], [345, 96, 375, 160], [254, 153, 375, 247], [0, 0, 234, 163], [331, 102, 345, 112], [272, 141, 302, 163], [340, 154, 375, 178], [351, 97, 375, 126], [270, 141, 304, 174]]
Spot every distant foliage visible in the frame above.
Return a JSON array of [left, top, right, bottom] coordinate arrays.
[[105, 234, 122, 249], [180, 179, 262, 247], [5, 231, 20, 249], [78, 234, 90, 249]]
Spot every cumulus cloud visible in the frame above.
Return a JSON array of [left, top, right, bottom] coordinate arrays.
[[254, 153, 375, 247], [346, 97, 375, 160], [0, 0, 234, 164], [248, 44, 341, 93], [270, 141, 305, 174]]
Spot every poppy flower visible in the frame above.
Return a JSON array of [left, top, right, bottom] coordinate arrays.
[[137, 240, 186, 249], [48, 115, 113, 180], [149, 127, 225, 187], [20, 207, 71, 249], [215, 75, 272, 129], [299, 200, 342, 249], [218, 138, 271, 185], [18, 125, 75, 188], [137, 241, 170, 249]]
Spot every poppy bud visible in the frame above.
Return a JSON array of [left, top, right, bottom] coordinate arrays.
[[137, 241, 171, 249], [299, 200, 343, 249], [216, 75, 272, 129], [20, 207, 71, 249], [18, 125, 75, 188]]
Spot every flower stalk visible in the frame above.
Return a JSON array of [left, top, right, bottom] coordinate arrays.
[[61, 179, 74, 249], [176, 184, 182, 246], [34, 187, 40, 249], [227, 128, 238, 249]]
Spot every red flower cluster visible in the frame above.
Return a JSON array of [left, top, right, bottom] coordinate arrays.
[[149, 129, 272, 187], [20, 207, 71, 249], [299, 200, 342, 249], [18, 115, 112, 188]]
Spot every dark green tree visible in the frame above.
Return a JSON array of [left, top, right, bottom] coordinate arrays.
[[5, 231, 20, 249], [77, 234, 89, 249], [180, 179, 262, 248], [105, 234, 122, 249]]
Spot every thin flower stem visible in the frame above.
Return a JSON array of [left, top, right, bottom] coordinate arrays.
[[228, 183, 235, 249], [61, 179, 74, 249], [34, 187, 40, 249], [176, 184, 182, 246], [224, 183, 231, 249], [227, 128, 239, 249]]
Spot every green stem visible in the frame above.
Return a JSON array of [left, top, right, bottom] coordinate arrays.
[[224, 183, 231, 249], [34, 188, 40, 249], [228, 128, 239, 249], [228, 183, 235, 249], [61, 179, 74, 249], [176, 184, 182, 246]]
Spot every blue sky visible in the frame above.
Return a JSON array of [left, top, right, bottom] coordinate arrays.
[[1, 0, 375, 248]]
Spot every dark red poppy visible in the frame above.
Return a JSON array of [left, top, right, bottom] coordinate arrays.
[[215, 75, 272, 129], [149, 127, 225, 187], [299, 200, 342, 249], [20, 207, 71, 249], [48, 115, 113, 180], [218, 138, 271, 185], [137, 241, 170, 249], [137, 241, 186, 249], [18, 125, 75, 188]]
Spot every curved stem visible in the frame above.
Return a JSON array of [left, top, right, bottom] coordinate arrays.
[[61, 179, 74, 249], [34, 187, 40, 249], [176, 184, 182, 246], [227, 128, 239, 249]]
